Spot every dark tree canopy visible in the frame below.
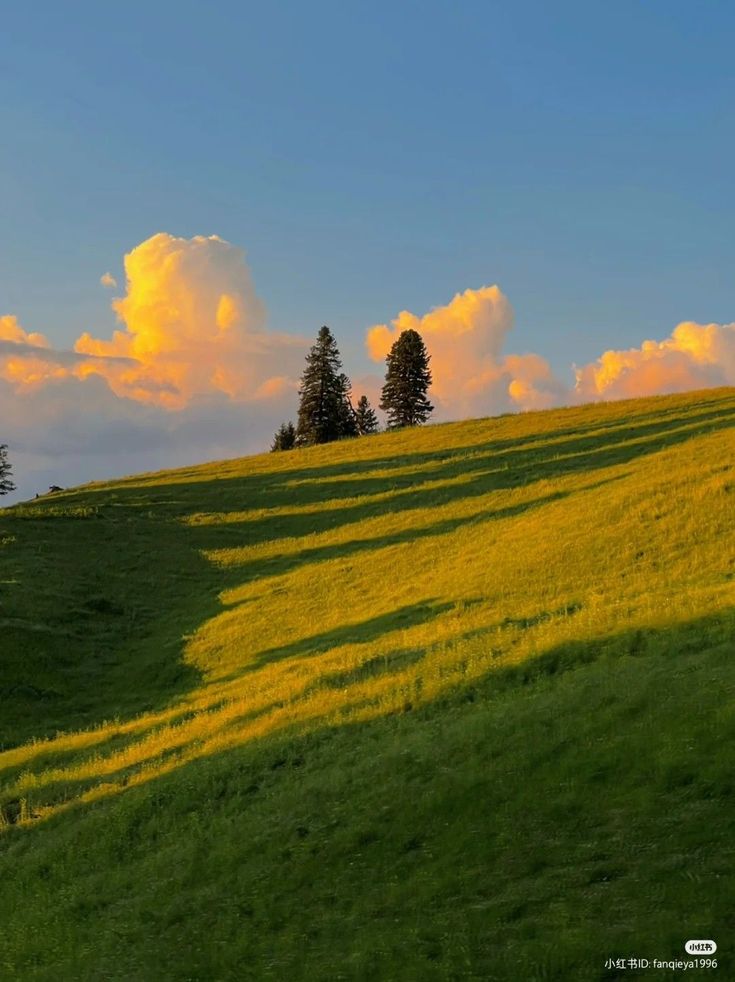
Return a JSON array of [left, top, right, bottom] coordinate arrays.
[[337, 373, 358, 439], [0, 444, 15, 496], [354, 395, 379, 435], [379, 329, 434, 428], [296, 327, 356, 445], [271, 421, 296, 451]]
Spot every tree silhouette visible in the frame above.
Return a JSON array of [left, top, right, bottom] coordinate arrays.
[[271, 421, 296, 451], [380, 329, 433, 428], [0, 444, 15, 496], [296, 327, 356, 445], [354, 395, 379, 435], [337, 373, 358, 439]]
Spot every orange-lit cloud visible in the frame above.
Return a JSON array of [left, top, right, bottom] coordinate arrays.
[[0, 233, 317, 501], [574, 320, 735, 401], [366, 286, 566, 417], [100, 272, 117, 288], [0, 314, 51, 349], [2, 233, 308, 410], [5, 235, 735, 504]]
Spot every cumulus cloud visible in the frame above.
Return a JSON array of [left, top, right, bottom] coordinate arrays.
[[4, 233, 735, 503], [0, 314, 51, 349], [366, 286, 566, 417], [2, 233, 308, 410], [0, 233, 313, 502], [79, 232, 308, 408], [100, 272, 117, 288], [574, 320, 735, 401]]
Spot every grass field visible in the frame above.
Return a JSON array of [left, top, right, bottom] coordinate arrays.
[[1, 387, 734, 981]]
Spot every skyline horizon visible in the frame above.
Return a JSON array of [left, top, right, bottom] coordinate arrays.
[[3, 2, 735, 501], [3, 224, 735, 505]]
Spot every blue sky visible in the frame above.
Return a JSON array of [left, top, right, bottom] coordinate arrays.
[[3, 0, 734, 376]]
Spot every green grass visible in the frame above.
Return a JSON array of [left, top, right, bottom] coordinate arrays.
[[1, 387, 734, 980]]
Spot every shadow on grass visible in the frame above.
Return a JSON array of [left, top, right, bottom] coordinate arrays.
[[4, 604, 733, 830], [69, 391, 735, 521], [1, 391, 734, 749], [212, 490, 572, 587], [0, 508, 211, 748], [2, 607, 734, 981], [240, 600, 457, 673]]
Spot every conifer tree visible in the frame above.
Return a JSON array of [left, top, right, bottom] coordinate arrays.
[[380, 329, 434, 428], [337, 373, 358, 438], [354, 395, 379, 435], [296, 326, 356, 444], [0, 444, 14, 496], [271, 421, 296, 451]]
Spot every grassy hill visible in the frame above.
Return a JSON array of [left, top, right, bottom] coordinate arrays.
[[1, 388, 734, 981]]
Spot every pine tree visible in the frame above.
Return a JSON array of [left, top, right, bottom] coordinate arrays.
[[296, 327, 356, 445], [380, 329, 434, 428], [354, 395, 379, 435], [0, 444, 15, 496], [337, 373, 358, 438], [271, 421, 296, 451]]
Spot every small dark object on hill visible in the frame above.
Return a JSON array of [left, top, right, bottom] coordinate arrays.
[[84, 596, 124, 615], [1, 799, 21, 825], [48, 485, 64, 493]]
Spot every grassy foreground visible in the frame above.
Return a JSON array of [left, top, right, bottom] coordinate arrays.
[[1, 388, 734, 981]]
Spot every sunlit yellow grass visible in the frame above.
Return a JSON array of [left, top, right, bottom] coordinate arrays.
[[2, 389, 735, 829]]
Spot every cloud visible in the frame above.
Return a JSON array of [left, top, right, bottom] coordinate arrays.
[[0, 233, 313, 502], [574, 320, 735, 401], [4, 233, 735, 504], [366, 286, 566, 417], [366, 291, 735, 416], [0, 371, 299, 503], [77, 232, 308, 409], [0, 314, 51, 349], [100, 272, 117, 288], [2, 233, 309, 411]]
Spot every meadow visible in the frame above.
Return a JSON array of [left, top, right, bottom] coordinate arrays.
[[1, 387, 734, 980]]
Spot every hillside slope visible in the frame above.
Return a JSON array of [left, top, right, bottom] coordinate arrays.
[[1, 388, 734, 980]]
